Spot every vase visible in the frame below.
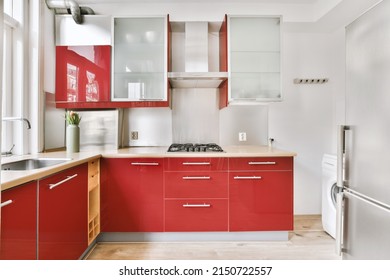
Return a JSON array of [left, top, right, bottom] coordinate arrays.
[[66, 124, 80, 153]]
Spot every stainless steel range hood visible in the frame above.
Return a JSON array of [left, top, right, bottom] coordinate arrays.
[[168, 21, 227, 88]]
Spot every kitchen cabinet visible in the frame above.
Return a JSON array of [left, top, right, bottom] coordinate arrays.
[[228, 16, 282, 103], [56, 45, 111, 108], [164, 158, 228, 231], [55, 15, 115, 109], [0, 181, 37, 260], [38, 163, 88, 260], [88, 159, 100, 244], [112, 16, 170, 107], [101, 158, 164, 232], [229, 157, 293, 231]]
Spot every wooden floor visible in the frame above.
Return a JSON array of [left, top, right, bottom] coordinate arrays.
[[86, 215, 340, 260]]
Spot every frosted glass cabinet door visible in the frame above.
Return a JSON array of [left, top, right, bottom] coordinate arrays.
[[229, 16, 281, 102], [112, 17, 167, 101]]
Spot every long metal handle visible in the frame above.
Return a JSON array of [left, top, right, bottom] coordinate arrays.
[[49, 174, 78, 190], [1, 200, 13, 208], [336, 192, 344, 256], [131, 162, 159, 166], [183, 203, 211, 208], [248, 161, 276, 165], [234, 176, 262, 180], [183, 176, 211, 180], [182, 162, 211, 166], [337, 125, 349, 188]]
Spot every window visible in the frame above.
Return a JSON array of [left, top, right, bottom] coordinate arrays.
[[2, 0, 27, 155]]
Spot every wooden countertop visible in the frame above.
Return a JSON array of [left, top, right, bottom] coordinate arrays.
[[1, 146, 296, 191]]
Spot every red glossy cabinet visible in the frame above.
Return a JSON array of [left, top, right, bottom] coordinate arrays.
[[164, 158, 228, 232], [38, 164, 88, 260], [0, 181, 37, 260], [101, 158, 164, 232], [56, 45, 111, 108], [229, 157, 294, 231]]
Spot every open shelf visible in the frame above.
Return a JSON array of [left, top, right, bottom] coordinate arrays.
[[88, 159, 100, 245]]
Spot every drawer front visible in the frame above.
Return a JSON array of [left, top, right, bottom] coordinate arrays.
[[165, 199, 228, 231], [164, 157, 228, 171], [229, 157, 293, 171], [165, 171, 228, 198]]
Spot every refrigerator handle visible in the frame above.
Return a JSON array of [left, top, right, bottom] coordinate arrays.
[[336, 191, 344, 256], [337, 125, 349, 188]]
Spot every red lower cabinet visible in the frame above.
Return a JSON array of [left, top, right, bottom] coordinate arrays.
[[38, 164, 88, 260], [0, 181, 37, 260], [229, 171, 293, 231], [165, 199, 228, 232], [101, 158, 164, 232]]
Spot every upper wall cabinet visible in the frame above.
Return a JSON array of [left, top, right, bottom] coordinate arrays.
[[112, 16, 169, 104], [55, 15, 112, 109], [228, 16, 282, 103], [56, 15, 112, 46], [56, 45, 111, 108]]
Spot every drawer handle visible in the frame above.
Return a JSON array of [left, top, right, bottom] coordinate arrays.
[[1, 200, 13, 208], [49, 174, 78, 190], [248, 161, 276, 165], [183, 203, 211, 208], [183, 176, 211, 180], [131, 162, 159, 166], [234, 176, 262, 180], [182, 162, 211, 166]]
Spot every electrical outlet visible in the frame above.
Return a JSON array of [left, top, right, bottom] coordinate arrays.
[[239, 132, 247, 142], [130, 131, 138, 140]]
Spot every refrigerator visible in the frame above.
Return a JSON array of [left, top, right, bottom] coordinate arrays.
[[336, 0, 390, 260]]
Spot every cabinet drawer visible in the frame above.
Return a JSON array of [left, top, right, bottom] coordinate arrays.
[[164, 157, 228, 171], [229, 157, 293, 171], [165, 171, 228, 198], [165, 199, 228, 231]]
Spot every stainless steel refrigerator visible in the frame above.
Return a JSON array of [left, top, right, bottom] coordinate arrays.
[[336, 0, 390, 260]]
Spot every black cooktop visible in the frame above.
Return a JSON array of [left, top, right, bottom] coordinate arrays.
[[167, 143, 224, 152]]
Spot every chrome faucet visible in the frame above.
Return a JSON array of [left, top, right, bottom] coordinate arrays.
[[2, 117, 31, 129], [1, 144, 15, 156]]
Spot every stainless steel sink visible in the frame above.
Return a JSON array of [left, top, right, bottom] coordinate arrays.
[[1, 158, 72, 171]]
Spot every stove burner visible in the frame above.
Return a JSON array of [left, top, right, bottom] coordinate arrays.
[[167, 143, 224, 152]]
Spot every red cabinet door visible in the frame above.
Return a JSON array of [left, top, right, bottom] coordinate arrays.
[[229, 171, 293, 231], [38, 164, 88, 260], [56, 45, 111, 108], [101, 158, 164, 232], [1, 181, 37, 260]]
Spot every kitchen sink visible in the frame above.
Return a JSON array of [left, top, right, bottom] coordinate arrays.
[[1, 158, 72, 171]]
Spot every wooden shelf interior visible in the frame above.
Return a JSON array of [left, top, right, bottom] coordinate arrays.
[[88, 159, 100, 245]]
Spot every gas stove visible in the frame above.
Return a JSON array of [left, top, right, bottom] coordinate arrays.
[[167, 143, 224, 153]]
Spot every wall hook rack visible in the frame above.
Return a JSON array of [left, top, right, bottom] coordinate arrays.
[[293, 78, 329, 84]]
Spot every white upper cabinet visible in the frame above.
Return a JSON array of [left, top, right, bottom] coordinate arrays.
[[112, 16, 168, 101], [55, 15, 112, 46], [228, 16, 281, 102]]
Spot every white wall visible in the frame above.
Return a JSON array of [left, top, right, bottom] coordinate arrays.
[[269, 29, 345, 214]]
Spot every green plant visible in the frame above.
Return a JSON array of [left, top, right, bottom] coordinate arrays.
[[65, 111, 81, 125]]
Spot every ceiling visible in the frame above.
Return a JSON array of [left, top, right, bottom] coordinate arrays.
[[74, 0, 382, 32]]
